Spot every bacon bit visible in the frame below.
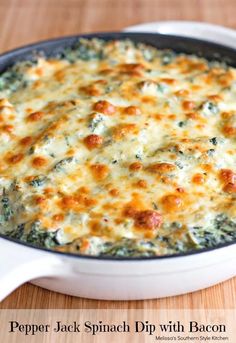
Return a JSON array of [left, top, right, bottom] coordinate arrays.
[[129, 162, 143, 172], [219, 169, 236, 184], [7, 153, 24, 164], [147, 163, 176, 173], [175, 89, 189, 97], [182, 101, 195, 111], [20, 136, 33, 146], [161, 194, 183, 212], [80, 85, 101, 96], [192, 173, 206, 185], [90, 164, 109, 181], [32, 156, 47, 168], [83, 134, 103, 150], [93, 100, 116, 115], [109, 188, 119, 197], [136, 179, 148, 188], [2, 124, 14, 133], [124, 105, 141, 115], [222, 125, 236, 137], [112, 123, 137, 140], [27, 111, 44, 122], [160, 78, 175, 84], [168, 114, 176, 120], [134, 210, 162, 230], [223, 183, 236, 193]]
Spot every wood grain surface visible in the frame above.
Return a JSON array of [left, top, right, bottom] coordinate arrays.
[[0, 0, 235, 309]]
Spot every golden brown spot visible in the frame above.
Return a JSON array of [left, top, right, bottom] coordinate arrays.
[[134, 210, 162, 230], [123, 205, 138, 218], [35, 196, 46, 205], [32, 156, 47, 168], [119, 63, 144, 76], [61, 195, 78, 209], [147, 163, 176, 173], [44, 187, 54, 195], [175, 89, 189, 97], [192, 173, 206, 185], [27, 111, 44, 122], [182, 101, 195, 111], [80, 84, 100, 96], [52, 213, 65, 222], [219, 169, 236, 184], [90, 164, 109, 181], [7, 153, 24, 164], [161, 194, 184, 212], [207, 94, 222, 102], [78, 186, 90, 194], [54, 69, 65, 82], [186, 112, 200, 120], [99, 68, 113, 75], [2, 124, 14, 133], [35, 67, 43, 76], [109, 188, 120, 197], [222, 125, 236, 137], [20, 136, 33, 146], [93, 100, 116, 115], [160, 78, 176, 84], [129, 162, 143, 172], [83, 134, 103, 150], [112, 123, 137, 140], [141, 96, 156, 105], [199, 164, 212, 173], [221, 111, 232, 120], [135, 179, 148, 188], [124, 105, 141, 115], [223, 183, 236, 193], [176, 187, 185, 193]]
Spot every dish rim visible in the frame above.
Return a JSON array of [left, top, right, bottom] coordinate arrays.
[[0, 31, 235, 261]]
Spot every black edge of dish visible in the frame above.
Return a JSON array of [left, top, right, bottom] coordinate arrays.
[[0, 232, 235, 261], [0, 31, 236, 261]]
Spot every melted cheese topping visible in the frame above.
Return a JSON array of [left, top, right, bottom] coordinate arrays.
[[0, 39, 236, 257]]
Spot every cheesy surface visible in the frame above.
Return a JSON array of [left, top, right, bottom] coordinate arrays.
[[0, 38, 236, 257]]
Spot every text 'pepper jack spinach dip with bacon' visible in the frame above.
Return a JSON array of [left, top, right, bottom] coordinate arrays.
[[0, 38, 236, 257]]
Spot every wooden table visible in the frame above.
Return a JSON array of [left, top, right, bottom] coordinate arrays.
[[0, 0, 235, 309]]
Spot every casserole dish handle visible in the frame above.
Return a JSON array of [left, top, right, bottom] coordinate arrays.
[[0, 238, 62, 302]]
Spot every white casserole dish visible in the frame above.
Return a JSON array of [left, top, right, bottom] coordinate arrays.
[[0, 25, 236, 301]]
